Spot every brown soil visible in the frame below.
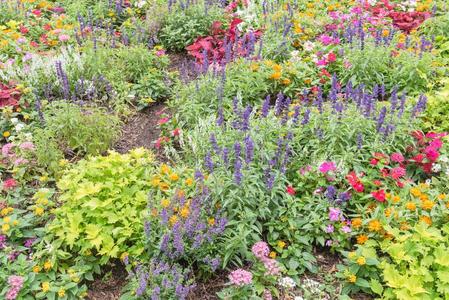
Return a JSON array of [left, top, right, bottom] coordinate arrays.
[[114, 102, 167, 155], [87, 263, 128, 300]]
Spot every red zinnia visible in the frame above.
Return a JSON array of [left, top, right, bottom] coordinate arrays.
[[390, 167, 406, 180], [371, 189, 386, 202], [286, 186, 296, 196]]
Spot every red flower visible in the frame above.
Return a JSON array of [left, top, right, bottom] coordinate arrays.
[[327, 52, 337, 62], [43, 24, 52, 31], [346, 171, 364, 193], [3, 178, 17, 190], [390, 167, 406, 180], [172, 128, 180, 137], [370, 158, 379, 165], [32, 9, 42, 17], [371, 189, 386, 202], [286, 186, 296, 196], [390, 152, 404, 163], [412, 153, 424, 163], [373, 180, 382, 186], [30, 41, 39, 48], [19, 26, 29, 34], [380, 168, 389, 177]]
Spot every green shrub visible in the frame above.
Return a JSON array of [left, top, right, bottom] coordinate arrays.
[[422, 78, 449, 133], [47, 148, 155, 264], [159, 3, 224, 52], [33, 101, 120, 173]]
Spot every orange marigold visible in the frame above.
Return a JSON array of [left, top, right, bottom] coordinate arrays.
[[368, 220, 382, 232], [357, 234, 368, 244], [351, 218, 362, 229]]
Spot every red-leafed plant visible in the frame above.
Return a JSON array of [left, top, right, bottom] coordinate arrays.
[[388, 11, 430, 33], [0, 83, 20, 108], [186, 18, 262, 65]]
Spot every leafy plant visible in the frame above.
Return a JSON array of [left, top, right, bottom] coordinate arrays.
[[46, 149, 155, 265]]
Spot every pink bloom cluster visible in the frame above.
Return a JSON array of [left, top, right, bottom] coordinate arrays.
[[6, 275, 24, 300], [251, 241, 280, 276], [251, 241, 269, 259], [228, 269, 253, 286]]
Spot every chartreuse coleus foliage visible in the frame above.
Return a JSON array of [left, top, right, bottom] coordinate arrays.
[[46, 148, 155, 265]]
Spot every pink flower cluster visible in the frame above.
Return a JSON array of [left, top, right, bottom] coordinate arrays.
[[6, 275, 24, 300], [228, 269, 253, 286], [251, 241, 280, 276]]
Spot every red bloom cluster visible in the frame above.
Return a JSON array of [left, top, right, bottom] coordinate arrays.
[[410, 131, 446, 173], [346, 171, 364, 193]]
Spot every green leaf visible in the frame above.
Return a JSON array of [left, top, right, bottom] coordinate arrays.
[[370, 279, 384, 295]]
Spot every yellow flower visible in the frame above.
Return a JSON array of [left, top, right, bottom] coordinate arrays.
[[2, 223, 10, 233], [368, 220, 382, 232], [169, 215, 178, 226], [3, 131, 11, 138], [161, 198, 170, 208], [400, 222, 409, 231], [351, 218, 362, 229], [438, 194, 446, 200], [3, 216, 10, 223], [419, 194, 429, 202], [185, 178, 193, 186], [12, 220, 18, 226], [392, 195, 401, 203], [269, 72, 282, 80], [42, 282, 50, 293], [282, 78, 291, 85], [160, 164, 170, 174], [58, 159, 69, 167], [277, 240, 286, 249], [151, 177, 161, 187], [169, 173, 179, 181], [35, 207, 44, 216], [58, 289, 65, 297], [159, 182, 169, 191], [207, 217, 215, 226], [269, 251, 277, 258], [348, 251, 356, 259], [422, 200, 435, 211], [272, 64, 282, 72], [347, 274, 357, 283], [384, 208, 393, 218], [357, 257, 366, 266], [44, 260, 52, 271], [180, 207, 190, 218], [410, 187, 421, 197], [72, 276, 80, 283], [357, 235, 368, 245], [406, 202, 416, 211], [33, 265, 41, 273]]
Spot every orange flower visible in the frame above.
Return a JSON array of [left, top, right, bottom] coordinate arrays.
[[400, 222, 409, 231], [282, 78, 291, 85], [419, 194, 429, 202], [421, 200, 435, 211], [405, 202, 416, 211], [384, 207, 393, 218], [272, 64, 282, 72], [269, 72, 282, 80], [351, 218, 362, 229], [420, 215, 432, 226], [357, 234, 368, 244], [392, 195, 401, 203], [410, 188, 421, 197], [438, 194, 446, 200], [368, 220, 382, 232]]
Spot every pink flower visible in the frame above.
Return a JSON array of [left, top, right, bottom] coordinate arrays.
[[341, 226, 351, 233], [2, 143, 14, 157], [58, 34, 70, 42], [261, 257, 280, 276], [327, 52, 337, 62], [19, 142, 34, 150], [171, 128, 180, 137], [328, 207, 341, 221], [157, 117, 170, 125], [251, 241, 269, 259], [319, 161, 336, 173], [229, 269, 252, 286], [8, 276, 24, 288], [429, 139, 443, 150], [14, 158, 28, 165], [424, 146, 439, 162], [263, 290, 273, 300], [390, 152, 404, 163], [3, 178, 18, 190], [156, 49, 166, 57], [390, 167, 406, 180]]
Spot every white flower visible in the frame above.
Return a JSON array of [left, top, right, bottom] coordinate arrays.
[[10, 118, 19, 124], [303, 41, 315, 52], [431, 163, 442, 173], [279, 276, 296, 288], [425, 179, 432, 185], [291, 50, 300, 57], [294, 297, 304, 300], [135, 0, 146, 8], [15, 123, 25, 132], [440, 156, 448, 163]]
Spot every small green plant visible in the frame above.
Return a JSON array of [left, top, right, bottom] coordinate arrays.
[[47, 148, 155, 265], [159, 3, 225, 52], [33, 101, 120, 173]]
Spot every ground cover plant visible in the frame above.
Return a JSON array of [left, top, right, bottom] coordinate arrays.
[[1, 0, 449, 299]]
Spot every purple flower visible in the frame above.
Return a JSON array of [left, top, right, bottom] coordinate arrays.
[[325, 186, 337, 200], [328, 208, 341, 222], [244, 135, 254, 164], [261, 95, 271, 117], [234, 158, 243, 185], [325, 224, 334, 233], [341, 226, 351, 233], [204, 151, 214, 173]]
